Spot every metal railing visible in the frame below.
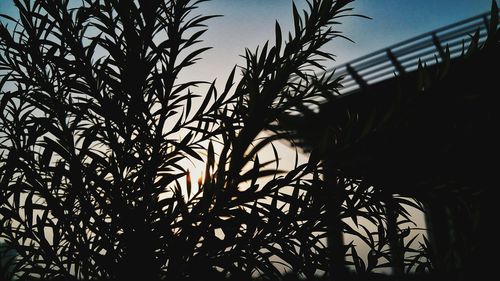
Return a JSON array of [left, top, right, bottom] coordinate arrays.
[[329, 11, 495, 94]]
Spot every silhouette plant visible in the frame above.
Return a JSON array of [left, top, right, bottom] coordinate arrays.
[[5, 0, 493, 279], [0, 0, 366, 280]]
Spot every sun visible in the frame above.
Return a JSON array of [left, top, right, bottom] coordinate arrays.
[[181, 161, 208, 201], [189, 165, 204, 192]]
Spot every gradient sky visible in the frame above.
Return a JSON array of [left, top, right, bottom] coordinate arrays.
[[0, 0, 493, 81], [196, 0, 493, 82]]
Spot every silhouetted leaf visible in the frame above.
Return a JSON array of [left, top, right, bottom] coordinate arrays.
[[466, 29, 480, 57], [275, 21, 282, 55], [488, 0, 499, 44]]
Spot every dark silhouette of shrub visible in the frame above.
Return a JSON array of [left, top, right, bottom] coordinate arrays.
[[0, 0, 361, 280], [3, 0, 496, 280]]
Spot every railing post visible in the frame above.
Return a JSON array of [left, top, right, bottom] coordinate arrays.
[[386, 49, 406, 75], [346, 63, 367, 90]]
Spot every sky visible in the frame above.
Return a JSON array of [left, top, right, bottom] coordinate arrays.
[[0, 0, 493, 81], [193, 0, 493, 82]]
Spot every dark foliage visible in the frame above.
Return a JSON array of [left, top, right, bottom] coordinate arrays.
[[0, 0, 359, 280], [3, 0, 496, 280]]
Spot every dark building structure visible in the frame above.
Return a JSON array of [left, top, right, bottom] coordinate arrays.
[[281, 10, 499, 280]]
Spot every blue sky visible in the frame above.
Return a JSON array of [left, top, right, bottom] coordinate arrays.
[[197, 0, 493, 81], [0, 0, 493, 81]]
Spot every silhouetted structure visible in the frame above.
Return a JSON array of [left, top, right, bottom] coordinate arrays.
[[281, 7, 500, 281], [331, 11, 494, 94]]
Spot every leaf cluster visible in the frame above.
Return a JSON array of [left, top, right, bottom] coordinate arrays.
[[0, 1, 360, 280]]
